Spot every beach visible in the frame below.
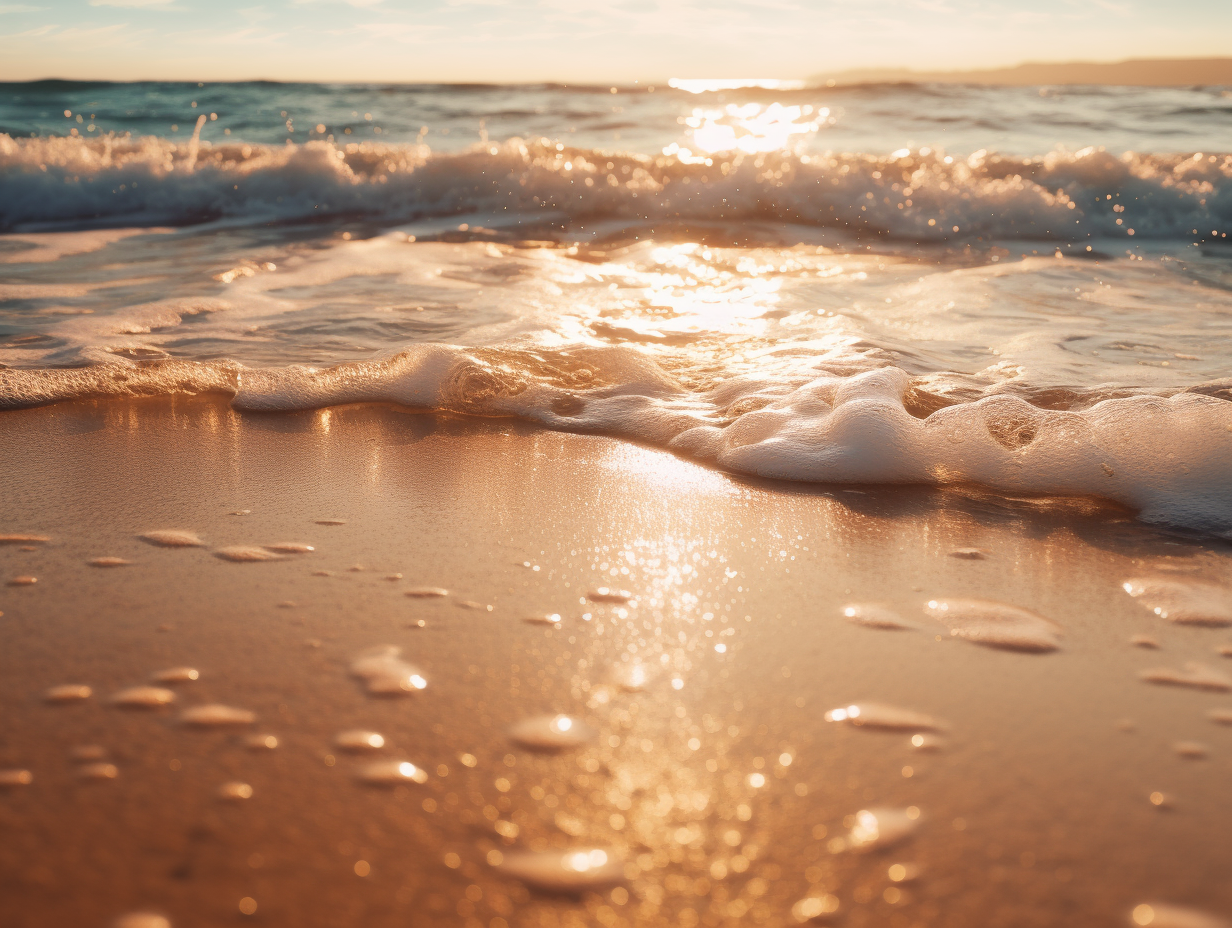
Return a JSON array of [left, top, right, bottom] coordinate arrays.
[[2, 396, 1231, 927]]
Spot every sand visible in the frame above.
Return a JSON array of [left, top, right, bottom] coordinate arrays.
[[1, 396, 1231, 928]]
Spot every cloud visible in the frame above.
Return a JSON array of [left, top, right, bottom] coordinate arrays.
[[0, 4, 42, 12], [88, 0, 180, 8]]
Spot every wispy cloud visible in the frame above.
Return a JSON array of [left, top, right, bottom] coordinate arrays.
[[88, 0, 180, 8], [0, 3, 42, 11]]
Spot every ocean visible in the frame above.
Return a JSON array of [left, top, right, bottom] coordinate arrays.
[[2, 79, 1231, 534]]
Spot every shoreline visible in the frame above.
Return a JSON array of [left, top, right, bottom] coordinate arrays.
[[2, 396, 1231, 928]]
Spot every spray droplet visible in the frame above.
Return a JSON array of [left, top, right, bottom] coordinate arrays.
[[139, 530, 203, 547], [1123, 578, 1232, 626], [405, 587, 448, 598], [356, 760, 428, 785], [110, 686, 176, 708], [215, 546, 283, 562], [335, 730, 386, 751], [496, 848, 624, 892], [44, 684, 92, 703], [218, 781, 253, 800], [509, 714, 595, 750], [588, 588, 631, 603], [151, 667, 199, 684], [89, 557, 131, 568], [842, 603, 914, 630], [181, 705, 256, 727], [825, 702, 943, 731], [925, 599, 1061, 652], [1141, 663, 1231, 691], [0, 769, 33, 788]]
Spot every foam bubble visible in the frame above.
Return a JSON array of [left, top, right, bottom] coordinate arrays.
[[43, 684, 92, 703], [215, 546, 283, 562], [925, 598, 1061, 652], [509, 714, 596, 750], [495, 848, 625, 892], [139, 530, 203, 548], [1123, 578, 1232, 627], [1141, 662, 1232, 691], [180, 704, 256, 727]]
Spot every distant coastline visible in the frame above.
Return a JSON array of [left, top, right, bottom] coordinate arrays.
[[811, 57, 1232, 87]]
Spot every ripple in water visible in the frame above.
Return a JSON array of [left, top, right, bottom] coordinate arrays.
[[264, 543, 315, 554], [1131, 635, 1162, 649], [335, 730, 386, 751], [139, 530, 203, 548], [0, 533, 49, 545], [314, 519, 346, 526], [89, 557, 131, 568], [1123, 578, 1232, 627], [1141, 663, 1232, 691], [495, 848, 625, 892], [43, 684, 92, 703], [588, 588, 632, 604], [842, 603, 915, 630], [110, 686, 176, 708], [215, 546, 283, 562], [1173, 741, 1209, 759], [349, 646, 428, 696], [0, 769, 33, 788], [151, 667, 199, 683], [509, 714, 596, 750], [842, 807, 920, 852], [180, 705, 257, 727], [1131, 904, 1230, 928], [825, 703, 942, 731], [1207, 708, 1232, 725], [404, 587, 448, 598], [925, 599, 1061, 652], [356, 760, 428, 785]]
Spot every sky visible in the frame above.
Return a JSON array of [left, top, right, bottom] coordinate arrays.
[[1, 0, 1230, 83]]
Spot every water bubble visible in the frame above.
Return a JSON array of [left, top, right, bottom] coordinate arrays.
[[181, 705, 256, 727], [218, 781, 253, 800], [405, 587, 448, 598], [71, 745, 107, 762], [588, 588, 632, 603], [1206, 708, 1232, 726], [77, 762, 119, 781], [495, 848, 624, 892], [842, 603, 915, 630], [215, 546, 283, 562], [0, 534, 49, 545], [1141, 663, 1231, 692], [1123, 578, 1232, 627], [925, 599, 1061, 652], [264, 543, 315, 554], [151, 667, 199, 684], [1173, 741, 1209, 759], [335, 730, 386, 751], [7, 576, 37, 586], [1131, 635, 1161, 649], [89, 557, 131, 568], [949, 548, 988, 560], [139, 530, 203, 547], [842, 807, 919, 852], [0, 769, 33, 788], [350, 646, 428, 695], [315, 519, 346, 526], [1130, 903, 1229, 928], [356, 760, 428, 785], [524, 613, 563, 626], [44, 684, 92, 703], [791, 894, 840, 923], [110, 686, 176, 708], [244, 734, 279, 750], [825, 702, 943, 731], [113, 913, 171, 928], [509, 714, 596, 751]]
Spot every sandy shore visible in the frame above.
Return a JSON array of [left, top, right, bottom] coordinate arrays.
[[1, 397, 1231, 928]]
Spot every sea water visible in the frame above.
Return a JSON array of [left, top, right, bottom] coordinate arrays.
[[1, 79, 1230, 533]]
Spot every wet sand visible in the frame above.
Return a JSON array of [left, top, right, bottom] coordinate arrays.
[[1, 397, 1231, 928]]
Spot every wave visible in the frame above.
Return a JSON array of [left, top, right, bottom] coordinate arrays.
[[3, 346, 1230, 537], [1, 134, 1229, 242]]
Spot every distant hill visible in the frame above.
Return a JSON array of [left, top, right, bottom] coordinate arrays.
[[810, 58, 1232, 87]]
